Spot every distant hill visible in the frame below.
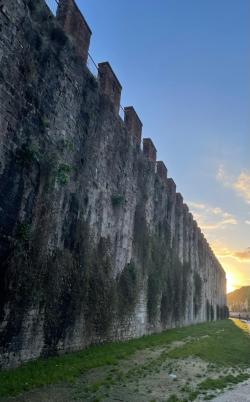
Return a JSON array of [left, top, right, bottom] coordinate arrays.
[[227, 286, 250, 312]]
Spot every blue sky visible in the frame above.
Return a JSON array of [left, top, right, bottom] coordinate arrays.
[[50, 0, 250, 291]]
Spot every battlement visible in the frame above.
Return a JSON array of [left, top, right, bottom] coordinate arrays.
[[143, 138, 157, 162], [57, 0, 92, 64], [156, 161, 168, 182], [183, 203, 189, 214], [167, 178, 176, 194], [124, 107, 142, 146], [176, 192, 183, 206], [98, 62, 122, 115]]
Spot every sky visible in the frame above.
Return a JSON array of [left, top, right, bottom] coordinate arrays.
[[49, 0, 250, 292]]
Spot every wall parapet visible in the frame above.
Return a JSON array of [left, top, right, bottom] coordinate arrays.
[[98, 62, 122, 115], [57, 0, 92, 64], [124, 107, 142, 146], [156, 161, 168, 182], [143, 138, 157, 162]]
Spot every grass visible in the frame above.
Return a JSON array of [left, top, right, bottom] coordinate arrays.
[[198, 373, 250, 391], [0, 319, 249, 397], [168, 319, 250, 367]]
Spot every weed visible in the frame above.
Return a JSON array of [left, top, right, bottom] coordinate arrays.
[[111, 194, 125, 207], [57, 163, 71, 185], [166, 395, 181, 402], [16, 223, 31, 242], [198, 373, 250, 391]]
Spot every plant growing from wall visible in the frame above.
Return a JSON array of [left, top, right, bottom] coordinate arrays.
[[111, 194, 125, 207], [83, 237, 116, 335], [16, 223, 31, 243], [57, 163, 71, 185], [117, 261, 138, 316], [194, 272, 202, 317]]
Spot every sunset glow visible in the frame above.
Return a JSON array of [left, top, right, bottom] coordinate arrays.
[[225, 272, 237, 294]]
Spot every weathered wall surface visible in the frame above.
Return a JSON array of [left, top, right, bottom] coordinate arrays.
[[0, 0, 227, 369]]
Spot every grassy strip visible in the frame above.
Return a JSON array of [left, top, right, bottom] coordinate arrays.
[[186, 373, 250, 401], [199, 373, 250, 391], [0, 319, 249, 397], [168, 319, 250, 366]]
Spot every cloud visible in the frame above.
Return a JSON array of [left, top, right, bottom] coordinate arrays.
[[188, 201, 237, 232], [233, 248, 250, 262], [212, 243, 250, 263], [233, 171, 250, 204], [216, 165, 231, 185], [200, 218, 237, 231], [216, 165, 250, 205], [245, 220, 250, 225], [188, 202, 206, 210]]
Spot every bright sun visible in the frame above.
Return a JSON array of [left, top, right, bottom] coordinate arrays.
[[226, 273, 236, 294]]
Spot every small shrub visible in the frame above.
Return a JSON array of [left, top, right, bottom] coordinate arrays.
[[57, 164, 71, 185], [111, 194, 124, 207], [166, 395, 182, 402], [16, 223, 31, 242]]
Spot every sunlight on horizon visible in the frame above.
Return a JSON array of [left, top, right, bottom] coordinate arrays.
[[226, 272, 237, 294]]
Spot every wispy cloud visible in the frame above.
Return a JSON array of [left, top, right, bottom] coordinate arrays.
[[233, 172, 250, 204], [216, 165, 250, 204], [233, 248, 250, 262], [188, 201, 237, 232], [213, 244, 250, 262]]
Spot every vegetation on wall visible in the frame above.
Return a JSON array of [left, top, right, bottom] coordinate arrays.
[[133, 200, 191, 327], [117, 261, 138, 316], [57, 163, 71, 185], [111, 194, 125, 207], [194, 271, 202, 317]]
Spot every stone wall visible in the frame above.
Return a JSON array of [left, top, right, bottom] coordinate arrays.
[[0, 0, 227, 369]]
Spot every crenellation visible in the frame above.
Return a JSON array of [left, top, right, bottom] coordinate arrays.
[[175, 192, 184, 263], [98, 62, 122, 115], [143, 138, 157, 162], [57, 0, 92, 64], [167, 178, 177, 245], [156, 161, 168, 182], [124, 107, 142, 146]]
